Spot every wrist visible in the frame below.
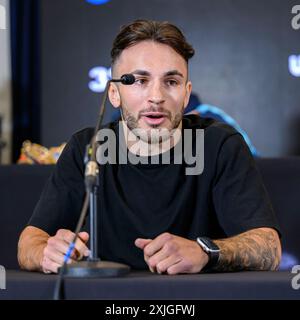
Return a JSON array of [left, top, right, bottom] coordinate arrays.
[[196, 237, 220, 272]]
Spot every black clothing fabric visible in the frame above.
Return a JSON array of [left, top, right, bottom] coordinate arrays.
[[29, 115, 280, 269]]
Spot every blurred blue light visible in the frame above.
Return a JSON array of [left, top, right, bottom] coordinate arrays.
[[86, 0, 111, 5], [289, 55, 300, 77], [279, 252, 300, 270], [88, 66, 111, 93]]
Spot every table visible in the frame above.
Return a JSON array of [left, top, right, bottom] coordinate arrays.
[[0, 270, 299, 300]]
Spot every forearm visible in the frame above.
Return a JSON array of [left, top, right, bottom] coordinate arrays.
[[213, 227, 281, 272], [18, 226, 50, 271]]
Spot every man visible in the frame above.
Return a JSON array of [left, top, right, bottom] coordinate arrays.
[[18, 20, 281, 275]]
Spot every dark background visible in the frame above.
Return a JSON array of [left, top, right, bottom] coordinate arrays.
[[5, 0, 300, 272], [39, 0, 300, 156]]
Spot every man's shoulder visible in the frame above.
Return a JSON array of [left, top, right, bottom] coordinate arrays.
[[183, 115, 244, 159], [183, 115, 238, 138], [70, 127, 94, 149], [71, 121, 119, 147]]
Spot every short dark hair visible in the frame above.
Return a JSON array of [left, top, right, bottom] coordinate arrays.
[[111, 19, 195, 67]]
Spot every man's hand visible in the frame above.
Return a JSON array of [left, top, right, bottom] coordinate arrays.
[[135, 232, 209, 275], [41, 229, 90, 274]]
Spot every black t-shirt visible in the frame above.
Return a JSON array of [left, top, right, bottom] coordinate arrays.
[[29, 115, 280, 269]]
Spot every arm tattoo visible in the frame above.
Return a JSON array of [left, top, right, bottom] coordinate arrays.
[[213, 228, 281, 272]]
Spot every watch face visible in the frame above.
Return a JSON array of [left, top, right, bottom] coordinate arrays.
[[197, 237, 220, 270], [201, 238, 211, 247], [197, 237, 220, 252]]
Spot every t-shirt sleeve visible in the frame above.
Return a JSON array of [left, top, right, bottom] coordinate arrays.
[[28, 134, 86, 235], [212, 133, 281, 237]]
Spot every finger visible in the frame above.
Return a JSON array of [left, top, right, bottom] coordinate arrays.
[[44, 245, 77, 265], [44, 245, 64, 265], [135, 238, 152, 249], [143, 253, 156, 273], [135, 238, 156, 273], [144, 233, 173, 257], [41, 256, 64, 274], [166, 259, 190, 275], [47, 237, 77, 259], [147, 247, 171, 271], [156, 255, 182, 274], [74, 237, 90, 258], [56, 230, 90, 258], [149, 265, 155, 273], [55, 229, 74, 243], [78, 231, 89, 243]]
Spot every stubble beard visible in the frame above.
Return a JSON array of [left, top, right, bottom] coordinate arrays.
[[121, 106, 184, 144]]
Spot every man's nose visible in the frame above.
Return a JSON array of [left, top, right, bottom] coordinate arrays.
[[148, 81, 165, 105]]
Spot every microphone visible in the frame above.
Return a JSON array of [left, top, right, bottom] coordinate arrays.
[[85, 73, 135, 190], [84, 73, 135, 264], [111, 73, 136, 85], [55, 73, 134, 291]]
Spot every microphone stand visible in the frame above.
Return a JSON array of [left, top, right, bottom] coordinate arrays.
[[59, 75, 135, 278]]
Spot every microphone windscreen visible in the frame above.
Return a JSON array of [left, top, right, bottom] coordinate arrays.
[[121, 74, 135, 85]]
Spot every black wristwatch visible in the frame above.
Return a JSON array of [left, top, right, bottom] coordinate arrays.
[[196, 237, 220, 271]]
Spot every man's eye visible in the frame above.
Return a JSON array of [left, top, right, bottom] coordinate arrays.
[[135, 78, 147, 85], [166, 79, 178, 86]]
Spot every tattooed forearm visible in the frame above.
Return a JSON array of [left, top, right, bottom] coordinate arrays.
[[213, 228, 281, 272]]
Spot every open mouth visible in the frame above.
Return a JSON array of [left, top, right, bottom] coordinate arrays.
[[141, 113, 166, 126]]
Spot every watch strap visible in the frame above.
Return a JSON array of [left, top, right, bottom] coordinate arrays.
[[196, 237, 220, 272]]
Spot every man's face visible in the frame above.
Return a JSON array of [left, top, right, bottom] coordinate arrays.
[[109, 40, 192, 142]]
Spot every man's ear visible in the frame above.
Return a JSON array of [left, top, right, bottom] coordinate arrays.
[[183, 81, 192, 111], [108, 82, 121, 108]]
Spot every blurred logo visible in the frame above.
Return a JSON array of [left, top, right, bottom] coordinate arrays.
[[0, 4, 6, 30], [86, 0, 111, 5], [288, 55, 300, 77], [291, 5, 300, 30], [291, 265, 300, 290], [0, 265, 5, 289], [88, 66, 111, 92]]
